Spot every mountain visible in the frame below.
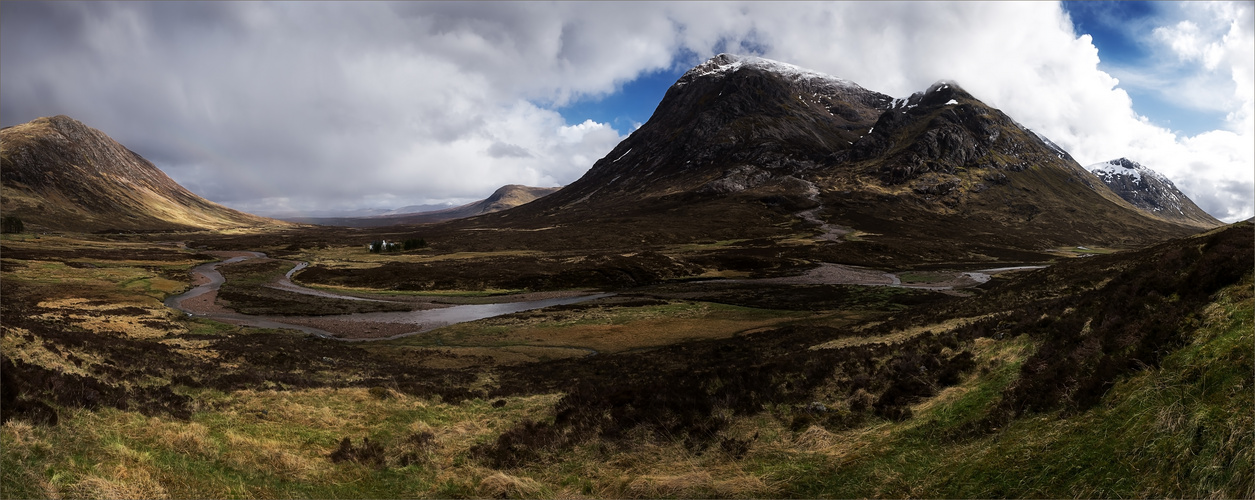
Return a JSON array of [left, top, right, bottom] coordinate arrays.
[[545, 54, 894, 204], [1, 115, 283, 233], [287, 184, 560, 227], [455, 54, 1201, 261], [1085, 158, 1222, 229]]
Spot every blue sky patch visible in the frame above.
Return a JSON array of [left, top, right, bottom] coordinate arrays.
[[557, 66, 688, 134], [1063, 0, 1227, 136]]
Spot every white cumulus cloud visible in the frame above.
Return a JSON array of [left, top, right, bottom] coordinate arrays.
[[1, 1, 1249, 220]]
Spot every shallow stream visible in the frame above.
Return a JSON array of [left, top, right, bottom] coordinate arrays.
[[163, 252, 610, 341]]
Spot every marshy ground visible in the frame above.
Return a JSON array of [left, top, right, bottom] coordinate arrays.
[[2, 222, 1251, 498]]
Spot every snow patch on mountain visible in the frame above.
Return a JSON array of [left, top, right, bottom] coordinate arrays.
[[1083, 158, 1210, 220], [1030, 130, 1071, 160], [678, 53, 859, 90], [1085, 158, 1172, 187]]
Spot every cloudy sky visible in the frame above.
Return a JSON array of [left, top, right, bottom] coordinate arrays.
[[2, 1, 1251, 221]]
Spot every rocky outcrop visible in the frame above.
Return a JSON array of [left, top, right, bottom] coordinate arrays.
[[860, 83, 1056, 185]]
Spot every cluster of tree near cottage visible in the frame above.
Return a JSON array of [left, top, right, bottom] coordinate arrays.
[[367, 238, 426, 253]]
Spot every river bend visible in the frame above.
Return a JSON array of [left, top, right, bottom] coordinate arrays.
[[164, 252, 610, 342]]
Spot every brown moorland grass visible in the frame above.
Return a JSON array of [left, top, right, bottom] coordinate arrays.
[[384, 301, 813, 354], [3, 223, 1249, 498]]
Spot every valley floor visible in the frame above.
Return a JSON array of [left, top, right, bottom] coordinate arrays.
[[1, 223, 1251, 498]]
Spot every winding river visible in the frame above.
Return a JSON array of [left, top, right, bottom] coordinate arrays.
[[165, 249, 1046, 341], [163, 252, 611, 342]]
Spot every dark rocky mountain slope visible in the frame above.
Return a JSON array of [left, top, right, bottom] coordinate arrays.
[[1, 115, 282, 232], [453, 54, 1201, 262], [1085, 158, 1222, 229]]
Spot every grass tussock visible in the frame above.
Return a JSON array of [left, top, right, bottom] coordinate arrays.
[[69, 464, 170, 500], [161, 421, 219, 458], [478, 472, 545, 498], [223, 430, 321, 480]]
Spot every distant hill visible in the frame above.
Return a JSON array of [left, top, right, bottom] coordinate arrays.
[[262, 203, 459, 220], [286, 185, 560, 227], [1, 115, 284, 233], [1085, 158, 1222, 229], [448, 54, 1201, 261]]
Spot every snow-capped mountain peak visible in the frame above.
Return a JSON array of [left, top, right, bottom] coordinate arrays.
[[677, 53, 859, 90], [1085, 157, 1171, 187], [1084, 158, 1220, 228]]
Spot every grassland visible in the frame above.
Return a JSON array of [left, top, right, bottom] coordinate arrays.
[[2, 222, 1251, 498], [379, 300, 813, 355], [4, 276, 1247, 497]]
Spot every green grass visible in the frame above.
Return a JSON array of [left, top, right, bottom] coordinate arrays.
[[179, 317, 247, 336], [749, 334, 1035, 497], [933, 276, 1253, 497], [755, 276, 1253, 498], [378, 300, 810, 357], [1, 388, 564, 499]]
